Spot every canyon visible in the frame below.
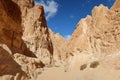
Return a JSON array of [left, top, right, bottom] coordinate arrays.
[[0, 0, 120, 80]]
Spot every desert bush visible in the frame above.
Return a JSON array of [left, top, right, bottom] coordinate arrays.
[[90, 61, 99, 68], [80, 64, 87, 70]]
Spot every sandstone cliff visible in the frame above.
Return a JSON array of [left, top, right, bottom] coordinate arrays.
[[49, 29, 68, 66], [0, 0, 53, 79], [69, 2, 120, 56], [111, 0, 120, 9], [0, 0, 34, 57], [68, 0, 120, 72], [1, 0, 120, 80], [21, 3, 53, 65]]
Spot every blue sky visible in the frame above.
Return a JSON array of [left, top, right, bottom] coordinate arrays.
[[35, 0, 115, 39]]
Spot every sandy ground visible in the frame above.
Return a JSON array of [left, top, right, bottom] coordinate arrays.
[[37, 66, 120, 80], [37, 53, 120, 80]]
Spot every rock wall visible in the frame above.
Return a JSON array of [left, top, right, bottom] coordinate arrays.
[[0, 0, 120, 80], [49, 29, 68, 66], [69, 1, 120, 56], [111, 0, 120, 9], [0, 0, 53, 79], [22, 4, 53, 65], [0, 0, 36, 57]]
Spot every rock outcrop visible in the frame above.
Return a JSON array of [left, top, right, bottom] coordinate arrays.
[[1, 0, 120, 80], [68, 0, 120, 71], [69, 1, 120, 56], [0, 0, 34, 56], [0, 44, 27, 80], [49, 29, 68, 66], [0, 0, 53, 79], [111, 0, 120, 9], [21, 4, 53, 65]]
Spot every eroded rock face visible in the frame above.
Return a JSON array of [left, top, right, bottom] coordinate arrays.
[[11, 0, 54, 65], [1, 0, 120, 80], [111, 0, 120, 9], [0, 0, 53, 80], [0, 0, 36, 57], [69, 15, 92, 53], [22, 4, 53, 65], [67, 0, 120, 72], [0, 44, 28, 80], [14, 53, 45, 80], [0, 0, 53, 63], [0, 43, 45, 80], [69, 2, 120, 56], [49, 29, 68, 66]]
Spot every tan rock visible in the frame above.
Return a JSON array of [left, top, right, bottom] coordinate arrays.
[[111, 0, 120, 9], [1, 0, 120, 80], [0, 0, 53, 65], [22, 5, 53, 65], [0, 44, 27, 80], [69, 15, 92, 53], [0, 0, 35, 57], [0, 0, 53, 79], [14, 53, 45, 80], [69, 1, 120, 56], [49, 29, 68, 66]]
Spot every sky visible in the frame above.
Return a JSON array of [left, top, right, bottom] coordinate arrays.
[[35, 0, 115, 39]]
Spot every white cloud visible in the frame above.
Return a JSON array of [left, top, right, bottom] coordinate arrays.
[[35, 0, 58, 20], [64, 35, 71, 40]]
